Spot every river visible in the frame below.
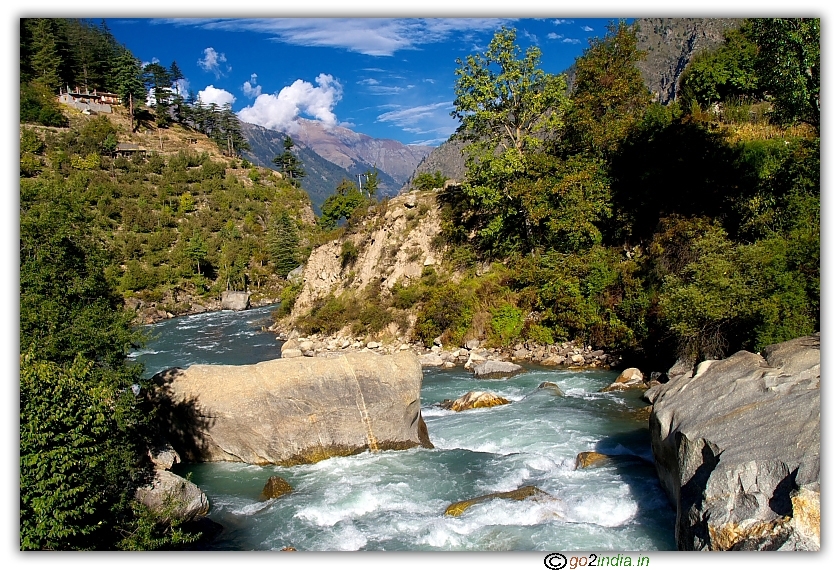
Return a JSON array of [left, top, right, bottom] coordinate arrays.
[[130, 305, 676, 551]]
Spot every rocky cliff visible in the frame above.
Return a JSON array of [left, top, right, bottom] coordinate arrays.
[[151, 351, 433, 466], [647, 335, 820, 550], [290, 189, 443, 322]]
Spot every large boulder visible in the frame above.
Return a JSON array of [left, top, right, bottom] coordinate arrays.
[[151, 352, 433, 466], [649, 335, 820, 550], [221, 290, 250, 311], [135, 469, 210, 522]]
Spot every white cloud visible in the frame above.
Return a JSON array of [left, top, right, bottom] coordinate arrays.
[[562, 38, 582, 44], [357, 78, 380, 86], [522, 30, 538, 44], [243, 74, 262, 98], [553, 19, 573, 25], [375, 101, 457, 144], [165, 18, 510, 57], [197, 85, 236, 107], [198, 47, 230, 78], [582, 25, 594, 32], [547, 32, 562, 40], [237, 74, 343, 133]]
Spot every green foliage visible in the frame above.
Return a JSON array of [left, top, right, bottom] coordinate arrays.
[[319, 179, 367, 230], [490, 303, 524, 346], [268, 211, 301, 276], [272, 136, 306, 185], [449, 27, 570, 256], [679, 28, 760, 108], [340, 240, 359, 268], [20, 81, 68, 127], [413, 171, 446, 191], [414, 282, 476, 346], [746, 18, 820, 129], [568, 21, 650, 156], [659, 221, 817, 361], [20, 352, 140, 550], [362, 167, 380, 199]]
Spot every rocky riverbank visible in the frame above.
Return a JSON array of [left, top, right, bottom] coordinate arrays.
[[127, 290, 276, 325], [272, 326, 624, 374]]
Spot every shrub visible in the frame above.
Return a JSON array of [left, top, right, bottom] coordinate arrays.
[[340, 240, 359, 268], [489, 303, 524, 346], [414, 282, 475, 346]]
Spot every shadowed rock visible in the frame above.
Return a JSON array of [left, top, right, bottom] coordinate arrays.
[[151, 352, 433, 466], [135, 469, 209, 523], [444, 485, 550, 516], [537, 382, 565, 396], [649, 334, 820, 550]]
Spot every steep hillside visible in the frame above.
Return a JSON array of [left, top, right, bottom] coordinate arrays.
[[290, 190, 443, 326]]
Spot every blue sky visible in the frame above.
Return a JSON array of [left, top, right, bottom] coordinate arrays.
[[105, 17, 622, 147]]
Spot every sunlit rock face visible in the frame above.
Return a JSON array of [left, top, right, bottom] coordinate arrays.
[[151, 351, 433, 466]]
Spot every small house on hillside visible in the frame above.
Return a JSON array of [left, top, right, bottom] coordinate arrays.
[[115, 143, 147, 157], [57, 87, 112, 114]]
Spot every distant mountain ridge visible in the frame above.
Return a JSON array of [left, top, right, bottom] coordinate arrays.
[[240, 120, 433, 213]]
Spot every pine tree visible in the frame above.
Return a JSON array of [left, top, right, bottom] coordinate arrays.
[[29, 19, 62, 92], [272, 136, 306, 186], [267, 211, 301, 276], [113, 48, 145, 132]]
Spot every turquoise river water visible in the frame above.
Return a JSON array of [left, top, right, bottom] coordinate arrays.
[[130, 305, 676, 551]]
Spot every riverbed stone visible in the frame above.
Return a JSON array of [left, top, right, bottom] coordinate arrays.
[[221, 291, 250, 311], [649, 334, 820, 551], [472, 360, 523, 379], [537, 382, 565, 397], [574, 451, 611, 470], [442, 390, 509, 412], [135, 469, 209, 522], [444, 485, 549, 517], [260, 476, 294, 500], [151, 352, 433, 466], [419, 353, 445, 367]]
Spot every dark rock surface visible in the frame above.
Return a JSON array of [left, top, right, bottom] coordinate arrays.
[[649, 334, 820, 550]]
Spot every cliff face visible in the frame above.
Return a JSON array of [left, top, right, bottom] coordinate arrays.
[[291, 189, 443, 321], [647, 335, 820, 550]]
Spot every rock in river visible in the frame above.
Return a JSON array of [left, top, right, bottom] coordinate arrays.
[[472, 360, 523, 379], [649, 334, 820, 550], [440, 390, 509, 412], [151, 352, 433, 466]]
